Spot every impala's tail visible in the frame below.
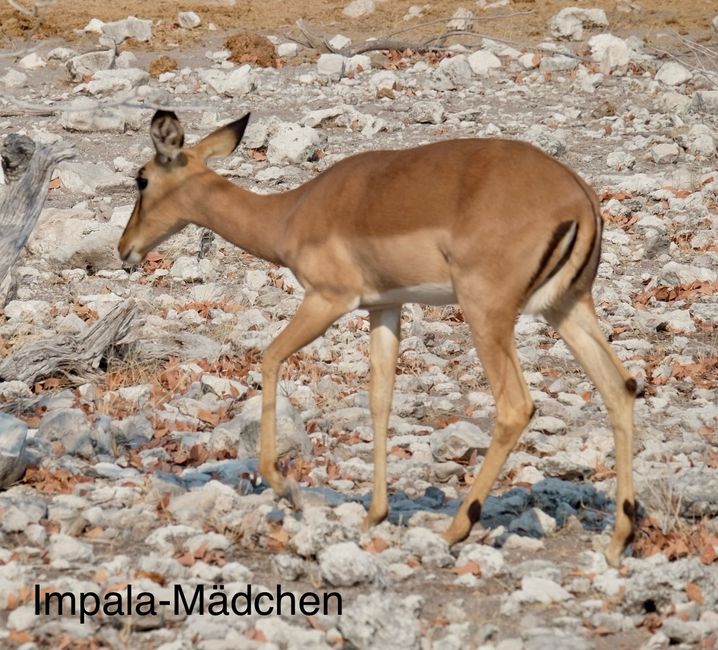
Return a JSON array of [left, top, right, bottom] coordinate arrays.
[[522, 174, 603, 315]]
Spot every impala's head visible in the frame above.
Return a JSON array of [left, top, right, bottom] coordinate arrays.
[[118, 110, 250, 265]]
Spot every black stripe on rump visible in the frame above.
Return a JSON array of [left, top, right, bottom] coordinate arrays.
[[527, 220, 577, 293], [569, 218, 600, 287]]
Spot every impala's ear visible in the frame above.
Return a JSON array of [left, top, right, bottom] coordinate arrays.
[[191, 113, 251, 162], [150, 110, 185, 164]]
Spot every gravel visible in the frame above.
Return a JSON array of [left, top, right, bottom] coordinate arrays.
[[0, 11, 716, 649]]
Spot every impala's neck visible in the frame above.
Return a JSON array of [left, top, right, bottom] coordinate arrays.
[[190, 173, 301, 266]]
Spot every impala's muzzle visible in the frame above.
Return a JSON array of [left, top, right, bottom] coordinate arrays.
[[118, 237, 145, 266], [121, 247, 142, 266]]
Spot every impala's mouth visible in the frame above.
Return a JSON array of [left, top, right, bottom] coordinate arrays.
[[119, 245, 144, 266]]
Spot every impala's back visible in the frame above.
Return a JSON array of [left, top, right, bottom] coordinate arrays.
[[278, 138, 601, 317]]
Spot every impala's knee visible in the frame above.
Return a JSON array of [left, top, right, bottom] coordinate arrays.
[[496, 399, 534, 437]]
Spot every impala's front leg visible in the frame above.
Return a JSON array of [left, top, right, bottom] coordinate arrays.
[[364, 306, 402, 529], [259, 292, 353, 507]]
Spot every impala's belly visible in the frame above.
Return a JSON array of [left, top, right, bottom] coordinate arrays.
[[359, 282, 457, 308]]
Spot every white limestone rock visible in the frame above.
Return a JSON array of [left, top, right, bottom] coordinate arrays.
[[56, 161, 125, 194], [343, 0, 376, 19], [319, 542, 379, 586], [101, 16, 153, 44], [267, 123, 324, 164], [589, 33, 631, 73], [467, 50, 501, 75], [655, 61, 693, 86], [448, 8, 475, 31], [0, 414, 28, 489], [328, 34, 352, 51], [18, 52, 46, 70], [549, 7, 609, 40], [212, 393, 311, 458], [1, 69, 27, 88], [75, 68, 149, 95], [317, 53, 346, 81], [436, 54, 473, 88], [177, 11, 201, 29], [409, 101, 445, 124], [277, 42, 299, 58], [651, 142, 680, 164], [199, 65, 256, 97], [430, 421, 491, 462], [66, 50, 116, 82]]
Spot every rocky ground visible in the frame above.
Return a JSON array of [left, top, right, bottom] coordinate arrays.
[[0, 3, 717, 650]]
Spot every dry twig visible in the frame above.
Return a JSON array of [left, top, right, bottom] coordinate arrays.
[[648, 31, 718, 90], [291, 11, 535, 55], [6, 0, 37, 17], [0, 0, 48, 59], [0, 86, 220, 117]]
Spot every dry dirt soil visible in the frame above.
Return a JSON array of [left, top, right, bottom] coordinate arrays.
[[0, 0, 716, 51]]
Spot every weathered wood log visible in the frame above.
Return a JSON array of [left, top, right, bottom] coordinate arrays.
[[0, 299, 136, 384], [0, 134, 75, 305]]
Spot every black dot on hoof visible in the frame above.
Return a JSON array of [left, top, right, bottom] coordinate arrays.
[[468, 500, 482, 525], [625, 377, 638, 395]]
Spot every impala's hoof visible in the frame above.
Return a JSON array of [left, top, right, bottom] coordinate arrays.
[[604, 541, 624, 568], [441, 522, 471, 547], [280, 478, 303, 511], [362, 508, 388, 531]]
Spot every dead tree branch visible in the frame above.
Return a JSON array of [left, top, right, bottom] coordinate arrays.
[[6, 0, 37, 17], [0, 86, 220, 118], [648, 31, 718, 90], [0, 0, 48, 59], [0, 300, 137, 384], [291, 11, 534, 55], [0, 134, 75, 304], [373, 10, 535, 41]]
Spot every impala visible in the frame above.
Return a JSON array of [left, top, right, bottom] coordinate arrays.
[[118, 111, 637, 566]]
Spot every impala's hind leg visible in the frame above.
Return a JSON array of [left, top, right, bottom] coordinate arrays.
[[443, 299, 534, 546], [364, 306, 402, 529], [546, 294, 635, 566]]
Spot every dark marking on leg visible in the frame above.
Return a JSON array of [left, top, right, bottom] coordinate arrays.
[[543, 224, 578, 284], [625, 377, 637, 395], [530, 405, 537, 420], [526, 221, 577, 294], [569, 226, 597, 287], [468, 499, 482, 525], [623, 499, 637, 545], [622, 499, 635, 520]]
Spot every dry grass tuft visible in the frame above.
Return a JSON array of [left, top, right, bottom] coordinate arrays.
[[148, 54, 178, 78], [224, 32, 277, 67]]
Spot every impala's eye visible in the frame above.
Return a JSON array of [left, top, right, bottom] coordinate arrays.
[[136, 176, 148, 191]]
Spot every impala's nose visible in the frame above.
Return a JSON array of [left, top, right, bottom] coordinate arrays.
[[119, 244, 142, 266]]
